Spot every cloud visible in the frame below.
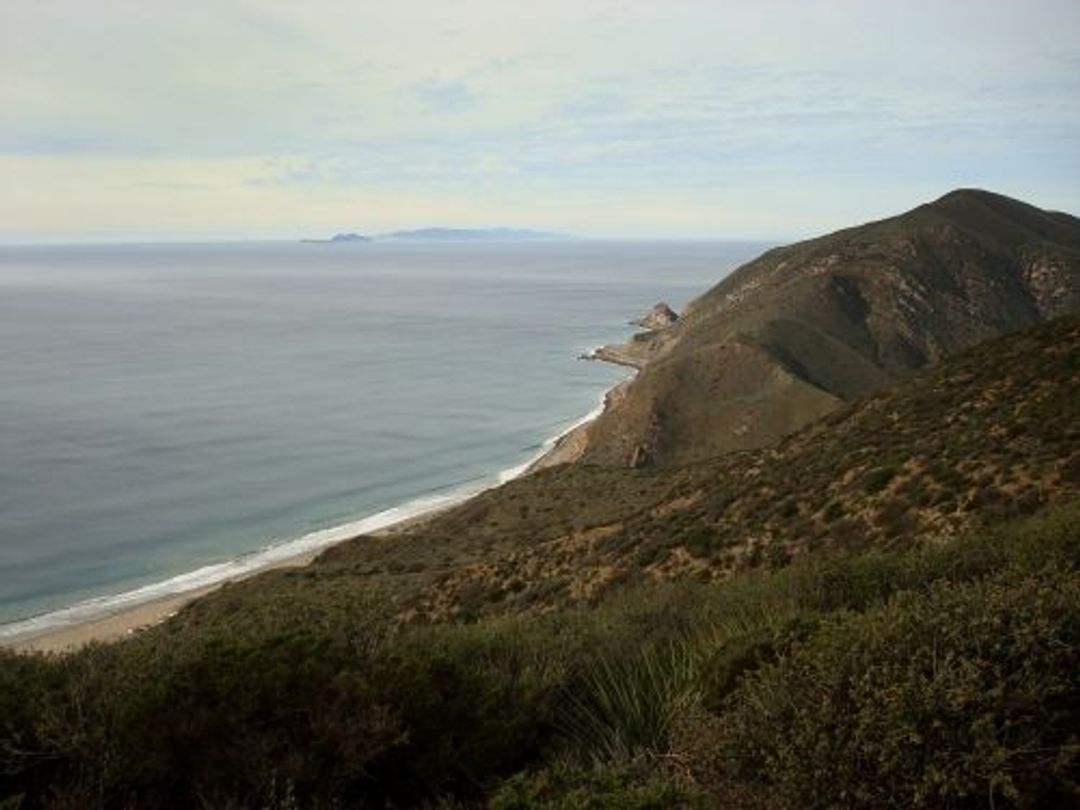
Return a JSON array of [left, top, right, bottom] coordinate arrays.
[[412, 78, 478, 114], [1, 0, 1078, 239]]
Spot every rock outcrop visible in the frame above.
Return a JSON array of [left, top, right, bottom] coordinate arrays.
[[631, 302, 679, 331]]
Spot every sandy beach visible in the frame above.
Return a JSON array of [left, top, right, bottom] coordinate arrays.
[[6, 373, 629, 656], [11, 513, 446, 654], [12, 584, 224, 654], [9, 508, 442, 655]]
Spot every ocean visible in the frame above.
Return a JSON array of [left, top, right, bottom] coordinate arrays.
[[0, 239, 766, 641]]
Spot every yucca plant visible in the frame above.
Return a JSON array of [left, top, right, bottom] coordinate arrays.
[[560, 642, 701, 763]]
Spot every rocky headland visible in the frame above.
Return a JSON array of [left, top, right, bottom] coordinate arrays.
[[568, 189, 1080, 468]]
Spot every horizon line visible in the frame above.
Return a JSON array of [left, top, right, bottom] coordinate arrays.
[[0, 233, 793, 249]]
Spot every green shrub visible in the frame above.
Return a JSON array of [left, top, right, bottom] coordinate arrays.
[[822, 500, 845, 522], [490, 760, 705, 809], [709, 569, 1080, 808], [862, 464, 898, 494], [2, 501, 1077, 807], [680, 526, 716, 556]]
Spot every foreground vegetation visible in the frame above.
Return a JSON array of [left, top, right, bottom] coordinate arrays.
[[2, 318, 1077, 807], [1, 500, 1077, 808]]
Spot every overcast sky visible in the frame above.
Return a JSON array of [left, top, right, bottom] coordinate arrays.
[[2, 0, 1078, 242]]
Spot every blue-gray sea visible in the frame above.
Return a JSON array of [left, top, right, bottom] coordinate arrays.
[[0, 240, 765, 640]]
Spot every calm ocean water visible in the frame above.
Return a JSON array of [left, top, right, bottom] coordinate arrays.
[[0, 240, 766, 639]]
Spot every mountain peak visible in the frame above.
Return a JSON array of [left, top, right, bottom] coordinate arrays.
[[927, 187, 1048, 218], [932, 187, 1003, 204], [571, 190, 1080, 467]]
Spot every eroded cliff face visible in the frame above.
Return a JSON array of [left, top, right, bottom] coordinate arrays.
[[572, 189, 1080, 467], [631, 302, 679, 331]]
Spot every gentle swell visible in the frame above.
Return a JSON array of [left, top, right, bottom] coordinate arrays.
[[0, 377, 621, 646]]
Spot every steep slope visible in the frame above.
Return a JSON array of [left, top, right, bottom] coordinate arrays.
[[296, 315, 1079, 623], [575, 189, 1080, 466]]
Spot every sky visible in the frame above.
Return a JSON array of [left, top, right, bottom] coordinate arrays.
[[2, 0, 1078, 242]]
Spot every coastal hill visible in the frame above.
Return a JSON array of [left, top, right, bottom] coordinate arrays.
[[2, 193, 1077, 808], [574, 189, 1080, 467], [313, 315, 1080, 621]]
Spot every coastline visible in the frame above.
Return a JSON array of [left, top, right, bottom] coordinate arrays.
[[525, 375, 633, 472], [4, 365, 631, 655]]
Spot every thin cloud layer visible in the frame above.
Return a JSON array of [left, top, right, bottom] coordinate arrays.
[[2, 0, 1078, 241]]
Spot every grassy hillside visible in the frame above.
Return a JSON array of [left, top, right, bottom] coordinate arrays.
[[577, 189, 1080, 465], [295, 315, 1078, 624], [1, 318, 1077, 809]]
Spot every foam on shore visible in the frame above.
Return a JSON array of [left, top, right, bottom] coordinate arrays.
[[0, 373, 625, 648], [498, 385, 613, 482]]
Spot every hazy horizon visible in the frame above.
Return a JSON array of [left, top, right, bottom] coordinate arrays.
[[1, 233, 773, 248], [3, 1, 1078, 243]]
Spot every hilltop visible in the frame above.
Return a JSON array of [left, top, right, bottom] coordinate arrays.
[[573, 189, 1080, 466], [1, 192, 1078, 809]]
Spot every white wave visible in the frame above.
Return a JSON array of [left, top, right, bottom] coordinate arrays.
[[0, 375, 628, 647], [0, 486, 481, 644], [496, 389, 611, 483]]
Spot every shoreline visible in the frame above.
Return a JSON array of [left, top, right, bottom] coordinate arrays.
[[525, 376, 634, 472], [3, 366, 630, 655]]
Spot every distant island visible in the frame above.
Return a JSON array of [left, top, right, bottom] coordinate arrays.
[[300, 232, 371, 244], [382, 227, 567, 241], [301, 227, 567, 243]]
